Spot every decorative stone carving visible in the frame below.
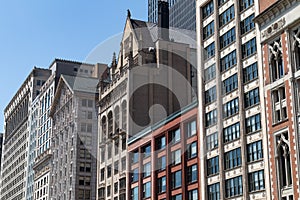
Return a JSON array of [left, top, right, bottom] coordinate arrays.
[[262, 18, 286, 40]]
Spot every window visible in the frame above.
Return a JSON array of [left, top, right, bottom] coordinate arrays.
[[224, 148, 242, 170], [158, 176, 166, 193], [245, 114, 261, 134], [269, 40, 284, 82], [272, 86, 287, 123], [240, 0, 254, 11], [205, 109, 217, 127], [114, 161, 119, 175], [294, 28, 300, 70], [224, 123, 240, 143], [241, 14, 255, 35], [108, 112, 113, 136], [243, 62, 258, 83], [219, 5, 235, 27], [132, 187, 138, 200], [107, 165, 112, 178], [122, 101, 127, 130], [121, 157, 126, 171], [170, 128, 181, 144], [208, 183, 220, 200], [276, 132, 292, 188], [187, 165, 198, 183], [156, 136, 166, 150], [205, 64, 216, 82], [187, 120, 197, 137], [203, 1, 214, 18], [158, 156, 166, 170], [218, 0, 229, 6], [143, 144, 151, 158], [115, 139, 119, 155], [223, 98, 239, 118], [249, 170, 265, 192], [225, 176, 243, 198], [107, 144, 112, 159], [245, 88, 260, 108], [207, 132, 218, 151], [114, 182, 118, 194], [172, 194, 182, 200], [132, 168, 139, 183], [132, 151, 139, 163], [143, 182, 151, 198], [100, 168, 105, 181], [171, 170, 182, 189], [242, 38, 257, 59], [107, 185, 111, 197], [221, 50, 237, 72], [171, 149, 181, 165], [188, 189, 198, 200], [203, 21, 215, 40], [98, 187, 105, 198], [220, 28, 236, 49], [204, 42, 215, 60], [143, 162, 151, 178], [120, 177, 126, 189], [187, 142, 197, 159], [207, 156, 219, 176], [205, 86, 217, 104], [222, 74, 238, 94]]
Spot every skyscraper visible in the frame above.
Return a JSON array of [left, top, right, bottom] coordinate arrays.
[[148, 0, 196, 30], [196, 0, 271, 199]]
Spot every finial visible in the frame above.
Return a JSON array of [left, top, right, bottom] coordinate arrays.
[[127, 9, 131, 19]]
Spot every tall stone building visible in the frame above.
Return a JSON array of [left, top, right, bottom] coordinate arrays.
[[97, 2, 197, 200], [1, 68, 51, 200], [31, 59, 105, 200], [148, 0, 196, 30], [255, 0, 300, 199], [49, 74, 100, 199], [196, 0, 271, 199]]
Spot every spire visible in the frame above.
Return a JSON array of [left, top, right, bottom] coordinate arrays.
[[127, 9, 131, 19]]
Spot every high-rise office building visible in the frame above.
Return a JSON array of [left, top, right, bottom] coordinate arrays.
[[1, 68, 51, 200], [148, 0, 196, 30], [196, 0, 271, 199], [255, 0, 300, 199]]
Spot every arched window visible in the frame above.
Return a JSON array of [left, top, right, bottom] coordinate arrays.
[[114, 106, 120, 131], [121, 101, 127, 130], [293, 29, 300, 71], [101, 116, 107, 142], [269, 40, 284, 82], [276, 132, 292, 190], [108, 111, 113, 137]]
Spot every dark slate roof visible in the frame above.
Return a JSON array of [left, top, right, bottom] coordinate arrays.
[[62, 75, 99, 94]]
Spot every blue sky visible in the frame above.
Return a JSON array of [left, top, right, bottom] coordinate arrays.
[[0, 0, 148, 132]]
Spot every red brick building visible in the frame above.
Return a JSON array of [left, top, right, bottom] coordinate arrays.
[[127, 103, 198, 200], [256, 0, 300, 199]]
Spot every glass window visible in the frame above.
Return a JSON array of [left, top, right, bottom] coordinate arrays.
[[225, 176, 243, 198], [171, 170, 182, 189], [187, 120, 197, 137], [170, 128, 181, 144], [143, 182, 151, 198], [240, 0, 254, 11], [202, 1, 214, 18], [187, 142, 197, 159], [107, 165, 112, 178], [156, 136, 166, 150], [172, 194, 182, 200], [158, 156, 166, 170], [223, 123, 240, 143], [207, 156, 219, 176], [187, 165, 198, 183], [220, 50, 237, 72], [132, 187, 138, 200], [158, 176, 166, 193], [247, 140, 263, 162], [205, 86, 217, 104], [205, 64, 216, 82], [222, 74, 238, 94], [188, 189, 198, 200], [207, 132, 218, 151], [244, 88, 260, 108], [220, 27, 236, 49], [143, 162, 151, 178], [203, 21, 215, 40], [208, 183, 220, 200], [241, 14, 255, 35], [242, 38, 257, 59], [143, 144, 151, 158], [243, 62, 258, 83], [132, 168, 139, 183], [223, 98, 239, 118], [249, 170, 265, 192], [107, 185, 111, 197], [205, 109, 217, 127], [245, 114, 261, 134], [204, 42, 215, 60], [224, 148, 242, 170], [219, 5, 235, 27], [171, 149, 182, 165], [132, 151, 139, 163]]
